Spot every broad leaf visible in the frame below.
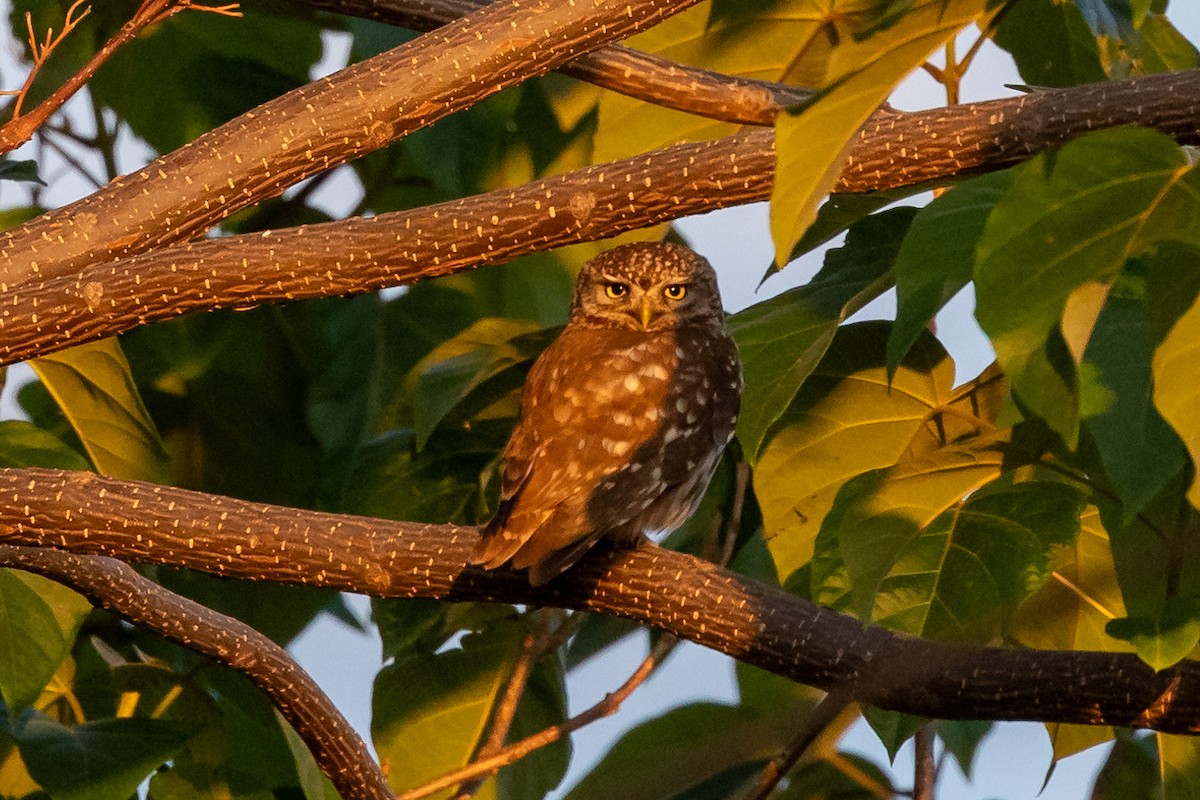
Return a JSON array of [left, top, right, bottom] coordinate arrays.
[[887, 170, 1015, 373], [1153, 285, 1200, 508], [564, 702, 800, 800], [730, 208, 910, 462], [0, 159, 43, 184], [32, 339, 170, 481], [12, 713, 191, 800], [1091, 733, 1158, 800], [1082, 280, 1186, 519], [0, 420, 90, 470], [406, 319, 551, 449], [819, 430, 1014, 629], [993, 0, 1106, 86], [1102, 475, 1200, 669], [771, 0, 993, 262], [0, 571, 77, 712], [975, 127, 1200, 445], [755, 324, 999, 581], [372, 628, 522, 797], [1159, 734, 1200, 799]]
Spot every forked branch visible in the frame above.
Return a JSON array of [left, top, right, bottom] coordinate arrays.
[[0, 0, 243, 154]]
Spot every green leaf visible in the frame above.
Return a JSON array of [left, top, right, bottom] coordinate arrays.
[[937, 720, 994, 780], [993, 0, 1106, 87], [1159, 733, 1200, 799], [729, 208, 910, 462], [13, 712, 190, 800], [1101, 474, 1200, 668], [340, 424, 505, 525], [408, 319, 549, 449], [372, 629, 522, 797], [755, 323, 983, 581], [88, 3, 324, 153], [775, 753, 893, 799], [827, 434, 1009, 628], [499, 655, 570, 800], [770, 0, 993, 262], [1082, 280, 1187, 519], [1012, 506, 1129, 653], [861, 707, 924, 762], [767, 187, 925, 283], [1153, 288, 1200, 509], [0, 420, 90, 470], [1092, 733, 1158, 800], [276, 708, 340, 800], [1106, 600, 1200, 670], [564, 702, 798, 800], [887, 170, 1015, 373], [0, 159, 44, 184], [32, 339, 170, 481], [975, 127, 1200, 445], [0, 571, 75, 712]]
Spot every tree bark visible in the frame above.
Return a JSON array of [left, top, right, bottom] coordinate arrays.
[[3, 467, 1198, 735]]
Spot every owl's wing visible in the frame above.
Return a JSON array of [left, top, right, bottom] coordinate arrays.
[[471, 327, 671, 574]]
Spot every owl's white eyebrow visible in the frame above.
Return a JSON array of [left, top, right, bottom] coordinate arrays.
[[599, 273, 626, 283]]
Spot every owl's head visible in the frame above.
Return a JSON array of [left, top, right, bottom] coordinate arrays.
[[570, 242, 725, 331]]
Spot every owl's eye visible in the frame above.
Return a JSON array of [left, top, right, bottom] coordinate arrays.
[[605, 282, 629, 299], [663, 284, 688, 301]]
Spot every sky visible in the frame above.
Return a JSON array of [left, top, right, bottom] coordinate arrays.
[[3, 2, 1200, 798]]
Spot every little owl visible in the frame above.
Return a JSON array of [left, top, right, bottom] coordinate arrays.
[[470, 242, 742, 585]]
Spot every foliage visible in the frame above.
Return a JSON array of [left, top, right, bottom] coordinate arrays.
[[1, 0, 1200, 798]]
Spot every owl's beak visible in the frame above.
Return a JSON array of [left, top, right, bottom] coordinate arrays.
[[639, 296, 653, 329]]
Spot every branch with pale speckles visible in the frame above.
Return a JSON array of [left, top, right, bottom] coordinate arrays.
[[0, 544, 391, 800], [295, 0, 813, 125], [2, 69, 1200, 367], [3, 467, 1200, 735], [0, 0, 704, 288]]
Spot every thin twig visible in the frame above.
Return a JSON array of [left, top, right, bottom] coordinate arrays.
[[397, 634, 679, 800], [913, 725, 936, 800], [720, 461, 751, 568], [452, 609, 565, 799], [0, 0, 243, 153], [741, 685, 857, 800]]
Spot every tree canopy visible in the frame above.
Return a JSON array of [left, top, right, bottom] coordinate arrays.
[[1, 0, 1200, 798]]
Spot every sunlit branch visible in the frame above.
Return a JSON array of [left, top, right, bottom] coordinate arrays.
[[0, 543, 391, 800], [296, 0, 812, 125]]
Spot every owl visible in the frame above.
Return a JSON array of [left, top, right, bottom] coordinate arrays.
[[470, 242, 742, 585]]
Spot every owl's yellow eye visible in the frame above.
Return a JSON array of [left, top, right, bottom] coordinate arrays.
[[605, 282, 629, 299], [663, 284, 687, 301]]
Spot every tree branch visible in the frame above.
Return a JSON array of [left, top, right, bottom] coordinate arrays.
[[0, 543, 390, 800], [3, 467, 1200, 735], [296, 0, 813, 125], [2, 69, 1198, 367], [0, 0, 703, 288]]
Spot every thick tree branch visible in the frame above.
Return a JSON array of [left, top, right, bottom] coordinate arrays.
[[297, 0, 813, 124], [3, 467, 1200, 735], [0, 0, 702, 287], [2, 69, 1199, 367], [0, 544, 390, 800]]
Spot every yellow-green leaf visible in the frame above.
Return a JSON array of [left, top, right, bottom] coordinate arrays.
[[31, 339, 169, 482], [770, 0, 994, 263], [1153, 289, 1200, 508]]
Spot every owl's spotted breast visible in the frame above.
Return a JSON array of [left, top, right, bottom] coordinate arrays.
[[469, 242, 743, 585]]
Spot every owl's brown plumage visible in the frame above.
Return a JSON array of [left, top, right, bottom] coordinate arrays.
[[470, 242, 742, 585]]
